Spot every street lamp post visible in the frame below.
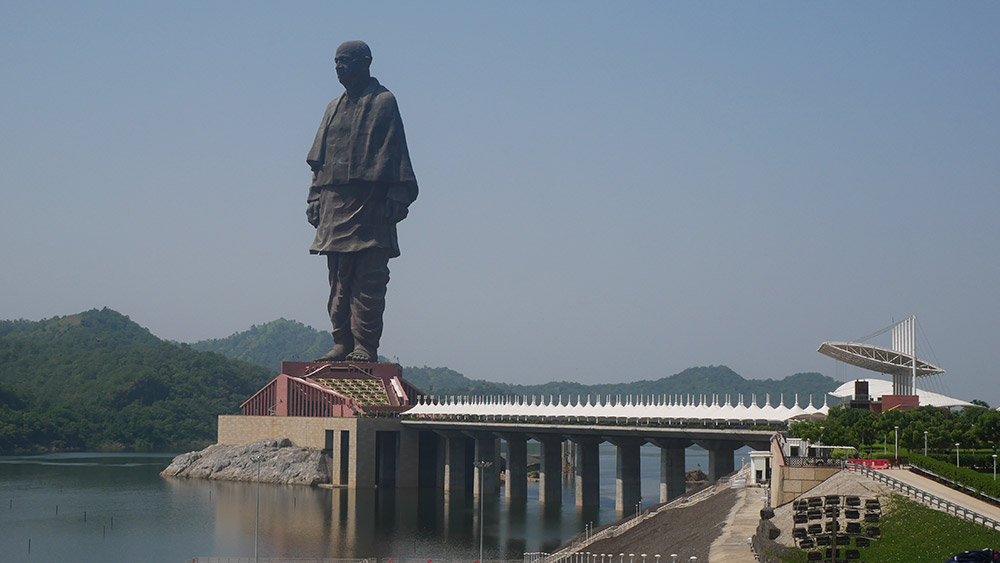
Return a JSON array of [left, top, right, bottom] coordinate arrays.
[[993, 454, 996, 481], [473, 460, 493, 563], [955, 444, 960, 467], [894, 425, 899, 462], [251, 454, 262, 563], [924, 431, 928, 457]]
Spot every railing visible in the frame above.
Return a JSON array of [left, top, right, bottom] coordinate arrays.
[[907, 463, 1000, 505], [529, 553, 688, 563], [784, 456, 842, 467], [848, 463, 1000, 531]]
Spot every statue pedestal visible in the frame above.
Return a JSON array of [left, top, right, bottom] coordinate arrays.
[[280, 360, 402, 381]]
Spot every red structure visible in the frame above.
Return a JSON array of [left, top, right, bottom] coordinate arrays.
[[240, 361, 421, 417], [876, 394, 920, 413]]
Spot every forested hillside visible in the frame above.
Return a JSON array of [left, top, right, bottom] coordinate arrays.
[[190, 318, 334, 371], [191, 319, 842, 404], [404, 365, 840, 406], [0, 309, 843, 454], [0, 308, 274, 453]]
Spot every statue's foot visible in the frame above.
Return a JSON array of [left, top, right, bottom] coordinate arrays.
[[346, 346, 376, 363], [314, 344, 350, 362]]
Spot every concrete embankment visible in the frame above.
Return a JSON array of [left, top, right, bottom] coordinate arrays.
[[160, 438, 330, 486], [557, 471, 750, 562]]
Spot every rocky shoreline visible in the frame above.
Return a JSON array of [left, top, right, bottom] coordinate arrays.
[[160, 438, 331, 486]]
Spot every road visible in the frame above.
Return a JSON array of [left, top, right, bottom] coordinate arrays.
[[880, 468, 1000, 522]]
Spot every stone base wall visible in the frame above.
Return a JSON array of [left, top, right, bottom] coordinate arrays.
[[216, 415, 417, 489], [218, 414, 357, 449], [771, 465, 842, 506]]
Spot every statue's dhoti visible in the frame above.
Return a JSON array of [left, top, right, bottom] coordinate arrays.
[[326, 248, 390, 358]]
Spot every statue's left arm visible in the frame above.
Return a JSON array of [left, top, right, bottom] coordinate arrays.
[[385, 185, 413, 223]]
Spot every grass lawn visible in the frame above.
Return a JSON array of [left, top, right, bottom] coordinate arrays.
[[776, 493, 1000, 563]]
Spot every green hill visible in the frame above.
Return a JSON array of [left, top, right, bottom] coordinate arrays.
[[194, 319, 841, 404], [192, 319, 840, 403], [0, 308, 274, 453], [190, 318, 334, 371], [405, 364, 840, 406]]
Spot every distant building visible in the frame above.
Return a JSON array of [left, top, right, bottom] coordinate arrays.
[[830, 378, 974, 411]]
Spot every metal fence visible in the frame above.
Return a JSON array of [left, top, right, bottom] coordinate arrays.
[[783, 456, 843, 468], [848, 463, 1000, 531], [526, 554, 691, 563]]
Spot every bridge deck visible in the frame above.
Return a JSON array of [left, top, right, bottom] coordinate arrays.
[[401, 419, 772, 447]]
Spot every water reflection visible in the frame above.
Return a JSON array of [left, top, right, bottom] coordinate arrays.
[[0, 445, 750, 562]]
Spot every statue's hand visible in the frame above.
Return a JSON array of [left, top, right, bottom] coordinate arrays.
[[384, 199, 409, 223], [306, 200, 321, 227]]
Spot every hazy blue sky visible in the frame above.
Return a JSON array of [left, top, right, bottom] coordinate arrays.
[[2, 2, 998, 404]]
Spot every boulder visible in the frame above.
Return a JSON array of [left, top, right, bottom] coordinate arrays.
[[160, 439, 330, 486]]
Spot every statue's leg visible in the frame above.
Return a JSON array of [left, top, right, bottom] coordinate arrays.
[[315, 252, 354, 361], [346, 248, 390, 362]]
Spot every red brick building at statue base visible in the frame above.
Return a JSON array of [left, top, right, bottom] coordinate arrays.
[[240, 361, 420, 417], [223, 361, 424, 489]]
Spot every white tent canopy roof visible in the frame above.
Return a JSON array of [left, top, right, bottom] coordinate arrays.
[[405, 392, 829, 424]]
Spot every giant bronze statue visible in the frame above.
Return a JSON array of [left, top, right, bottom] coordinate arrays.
[[306, 41, 417, 362]]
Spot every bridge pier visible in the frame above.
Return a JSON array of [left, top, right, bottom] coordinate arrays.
[[498, 433, 528, 500], [572, 437, 602, 507], [439, 431, 472, 494], [531, 435, 564, 504], [698, 439, 738, 482], [609, 437, 644, 513], [375, 430, 397, 487], [469, 432, 499, 496], [417, 431, 444, 488], [652, 438, 690, 502]]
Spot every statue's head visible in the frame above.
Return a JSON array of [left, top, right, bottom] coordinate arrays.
[[335, 41, 372, 90]]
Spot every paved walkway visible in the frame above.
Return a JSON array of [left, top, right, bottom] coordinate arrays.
[[707, 485, 767, 562], [879, 468, 1000, 522]]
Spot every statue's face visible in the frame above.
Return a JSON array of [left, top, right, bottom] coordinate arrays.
[[335, 54, 366, 88]]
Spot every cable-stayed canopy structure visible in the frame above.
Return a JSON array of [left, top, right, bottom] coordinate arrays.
[[816, 341, 943, 378], [818, 315, 946, 410]]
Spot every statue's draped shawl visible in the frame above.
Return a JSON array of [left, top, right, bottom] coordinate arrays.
[[307, 77, 418, 203]]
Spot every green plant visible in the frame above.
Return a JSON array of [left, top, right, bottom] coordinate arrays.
[[774, 494, 1000, 563]]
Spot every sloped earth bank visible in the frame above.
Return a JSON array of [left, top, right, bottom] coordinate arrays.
[[572, 483, 742, 561], [160, 438, 330, 486]]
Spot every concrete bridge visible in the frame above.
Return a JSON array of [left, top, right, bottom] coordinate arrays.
[[402, 419, 771, 511], [225, 363, 805, 513]]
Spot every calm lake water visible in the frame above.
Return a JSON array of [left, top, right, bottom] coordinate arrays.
[[0, 445, 750, 562]]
